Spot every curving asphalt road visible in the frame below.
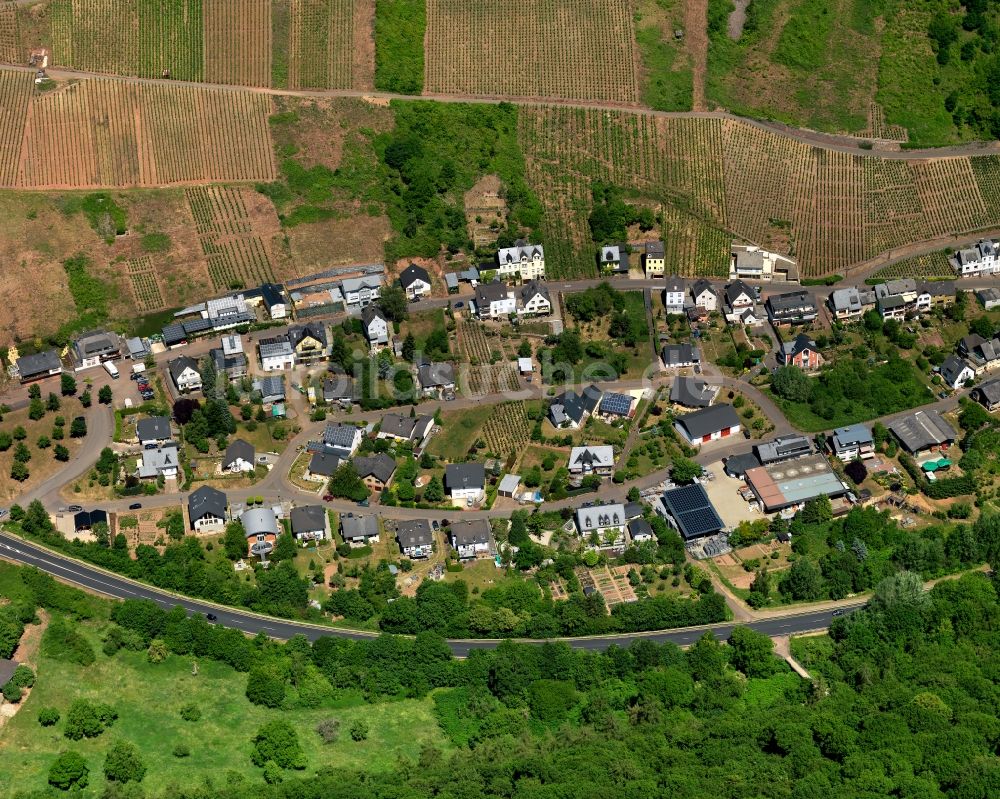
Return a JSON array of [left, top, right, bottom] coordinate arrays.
[[0, 530, 860, 654]]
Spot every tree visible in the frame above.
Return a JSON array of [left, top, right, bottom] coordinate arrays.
[[36, 435, 50, 449], [771, 365, 811, 403], [14, 441, 30, 463], [64, 700, 116, 740], [223, 521, 247, 561], [103, 740, 146, 783], [328, 463, 369, 501], [800, 495, 832, 525], [12, 425, 26, 440], [378, 283, 408, 323], [246, 665, 286, 708], [423, 474, 444, 503], [402, 333, 416, 362], [251, 719, 306, 769], [28, 397, 45, 420], [627, 486, 641, 502], [349, 719, 369, 741], [173, 398, 201, 425], [869, 570, 927, 615], [780, 558, 823, 601], [54, 444, 70, 462], [98, 385, 113, 405], [28, 384, 41, 400], [0, 431, 10, 451], [47, 392, 61, 411], [61, 373, 77, 396], [70, 417, 87, 438], [727, 626, 775, 677], [10, 459, 28, 481], [79, 391, 92, 408], [48, 751, 89, 791], [670, 457, 701, 485]]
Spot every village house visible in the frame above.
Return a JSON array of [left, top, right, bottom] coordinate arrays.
[[222, 439, 256, 474], [305, 450, 341, 482], [290, 505, 329, 542], [449, 519, 495, 560], [257, 335, 296, 371], [730, 243, 798, 282], [378, 413, 434, 444], [287, 323, 328, 363], [518, 281, 551, 315], [830, 424, 875, 460], [977, 287, 1000, 310], [362, 305, 389, 351], [323, 423, 363, 457], [399, 263, 432, 299], [949, 239, 1000, 276], [674, 404, 742, 447], [475, 281, 517, 319], [203, 294, 254, 330], [670, 376, 717, 409], [242, 507, 280, 559], [568, 445, 615, 476], [243, 283, 288, 320], [663, 276, 686, 314], [691, 280, 718, 312], [342, 514, 380, 547], [324, 366, 355, 407], [396, 519, 433, 558], [598, 244, 629, 275], [126, 337, 151, 361], [418, 362, 456, 397], [168, 356, 202, 393], [873, 279, 932, 320], [576, 503, 628, 551], [778, 334, 823, 370], [643, 240, 665, 277], [754, 435, 813, 465], [255, 375, 286, 405], [352, 453, 397, 493], [598, 391, 635, 420], [445, 463, 486, 504], [341, 275, 383, 309], [498, 240, 545, 281], [549, 384, 602, 428], [188, 485, 227, 532], [136, 416, 172, 447], [662, 342, 700, 369], [725, 280, 756, 310], [71, 330, 121, 371], [211, 334, 248, 379], [828, 287, 869, 320], [137, 442, 179, 480], [972, 379, 1000, 411], [16, 350, 62, 383], [766, 291, 818, 326], [628, 517, 655, 544], [940, 354, 975, 390]]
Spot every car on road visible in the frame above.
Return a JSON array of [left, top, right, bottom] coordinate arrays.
[[67, 504, 83, 512], [938, 392, 948, 399], [454, 301, 464, 308], [128, 502, 143, 510], [322, 494, 334, 502], [205, 613, 218, 622], [831, 608, 847, 617], [357, 499, 369, 507]]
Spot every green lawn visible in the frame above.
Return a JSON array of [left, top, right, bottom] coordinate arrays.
[[426, 407, 482, 461], [0, 623, 448, 796]]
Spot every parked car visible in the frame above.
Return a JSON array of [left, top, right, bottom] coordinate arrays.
[[128, 502, 142, 510], [431, 520, 439, 530], [357, 498, 369, 507], [67, 504, 83, 512], [454, 301, 464, 308], [322, 494, 333, 502]]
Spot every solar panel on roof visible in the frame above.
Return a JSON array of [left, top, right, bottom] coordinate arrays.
[[600, 393, 632, 415]]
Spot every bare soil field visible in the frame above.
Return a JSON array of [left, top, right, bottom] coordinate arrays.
[[424, 0, 639, 104]]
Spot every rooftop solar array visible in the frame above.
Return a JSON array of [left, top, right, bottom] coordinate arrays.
[[661, 484, 723, 540], [600, 392, 633, 416]]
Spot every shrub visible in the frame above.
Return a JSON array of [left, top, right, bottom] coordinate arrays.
[[179, 703, 201, 722], [10, 664, 35, 688], [42, 618, 95, 666], [350, 719, 369, 741], [64, 699, 117, 740], [2, 681, 22, 702], [173, 743, 191, 758], [38, 707, 61, 727], [316, 718, 340, 744], [103, 740, 146, 783], [251, 719, 306, 769], [48, 751, 89, 791]]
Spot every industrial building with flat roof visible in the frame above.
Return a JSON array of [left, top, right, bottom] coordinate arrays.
[[743, 453, 848, 513]]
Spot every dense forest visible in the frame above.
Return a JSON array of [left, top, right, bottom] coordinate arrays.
[[7, 559, 1000, 799]]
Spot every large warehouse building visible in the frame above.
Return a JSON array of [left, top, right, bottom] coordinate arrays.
[[743, 453, 848, 513]]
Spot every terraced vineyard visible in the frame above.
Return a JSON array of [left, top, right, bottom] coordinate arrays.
[[1, 71, 275, 188], [186, 186, 276, 290], [425, 0, 638, 103], [481, 402, 531, 457], [0, 0, 18, 63], [519, 106, 1000, 278], [871, 251, 954, 281], [126, 256, 166, 311], [203, 0, 272, 85]]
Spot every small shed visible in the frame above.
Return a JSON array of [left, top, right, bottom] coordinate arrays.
[[518, 357, 533, 374], [498, 474, 521, 497]]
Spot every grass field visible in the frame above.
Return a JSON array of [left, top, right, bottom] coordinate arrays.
[[424, 0, 638, 103], [634, 0, 693, 111], [426, 407, 482, 461], [0, 622, 448, 796]]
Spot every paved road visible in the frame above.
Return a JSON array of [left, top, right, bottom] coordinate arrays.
[[0, 531, 860, 654]]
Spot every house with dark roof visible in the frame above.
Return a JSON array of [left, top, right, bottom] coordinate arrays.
[[674, 404, 741, 447], [137, 442, 179, 480], [362, 305, 389, 351], [188, 485, 227, 532], [324, 367, 355, 407], [940, 354, 975, 390], [725, 280, 756, 310], [210, 334, 248, 379], [305, 450, 342, 481], [475, 281, 516, 319], [754, 435, 812, 465], [549, 384, 602, 428], [950, 238, 1000, 276], [670, 376, 717, 408], [223, 439, 255, 474], [973, 379, 1000, 411], [778, 334, 823, 370], [449, 519, 495, 560], [628, 518, 655, 544], [71, 330, 120, 371], [290, 505, 328, 542], [16, 350, 62, 383], [661, 484, 724, 540], [418, 362, 456, 396], [168, 356, 201, 393], [662, 343, 700, 369], [323, 423, 363, 456], [598, 392, 635, 419], [568, 445, 615, 475], [254, 375, 285, 405], [766, 291, 818, 326], [643, 240, 665, 277], [664, 276, 686, 314], [396, 519, 433, 557], [342, 514, 380, 547], [598, 245, 629, 275], [378, 413, 434, 443], [518, 281, 551, 315], [691, 280, 718, 312], [136, 416, 172, 446], [73, 509, 108, 533], [287, 323, 328, 363], [352, 453, 397, 492], [399, 263, 432, 299], [445, 463, 486, 503], [888, 410, 956, 454]]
